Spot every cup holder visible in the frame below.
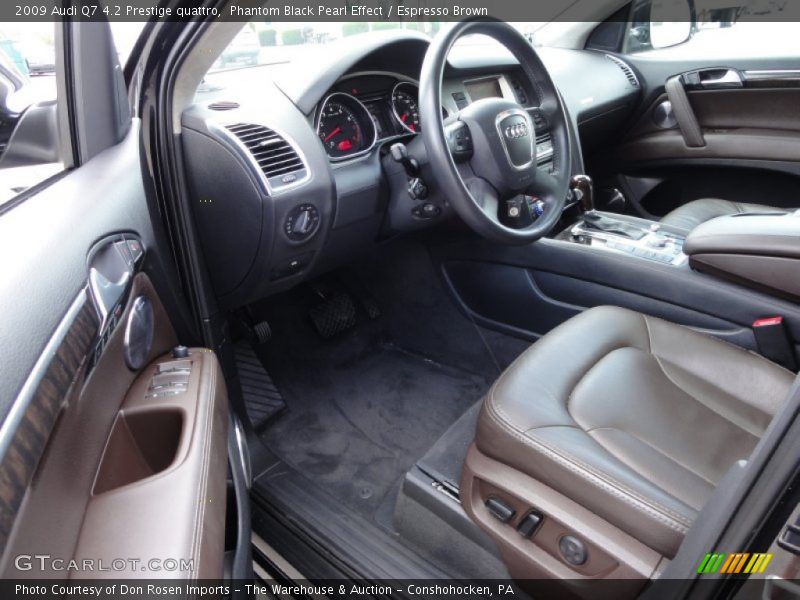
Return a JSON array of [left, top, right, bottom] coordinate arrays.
[[93, 409, 183, 495]]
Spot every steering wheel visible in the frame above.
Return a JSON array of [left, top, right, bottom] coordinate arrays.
[[420, 20, 572, 244]]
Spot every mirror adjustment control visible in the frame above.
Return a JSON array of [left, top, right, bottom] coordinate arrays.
[[172, 345, 189, 359]]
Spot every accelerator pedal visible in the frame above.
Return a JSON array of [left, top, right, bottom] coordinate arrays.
[[340, 272, 382, 320], [309, 293, 357, 339], [252, 321, 272, 345], [234, 341, 286, 431]]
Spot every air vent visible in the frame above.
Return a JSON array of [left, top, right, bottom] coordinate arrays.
[[226, 123, 307, 189], [208, 101, 240, 111], [606, 54, 640, 87]]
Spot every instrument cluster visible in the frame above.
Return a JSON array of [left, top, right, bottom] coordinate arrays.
[[316, 75, 443, 161], [316, 92, 377, 161]]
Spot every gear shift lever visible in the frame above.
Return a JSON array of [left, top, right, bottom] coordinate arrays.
[[571, 174, 644, 240], [570, 174, 594, 213]]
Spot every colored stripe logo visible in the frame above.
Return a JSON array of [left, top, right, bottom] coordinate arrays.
[[697, 552, 772, 574]]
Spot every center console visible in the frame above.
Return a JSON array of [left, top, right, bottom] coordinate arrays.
[[558, 212, 687, 266], [437, 174, 800, 368], [556, 175, 688, 266], [683, 211, 800, 301]]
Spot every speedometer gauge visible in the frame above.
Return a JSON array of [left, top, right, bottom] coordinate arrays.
[[392, 82, 422, 133], [392, 81, 422, 133], [317, 92, 377, 161]]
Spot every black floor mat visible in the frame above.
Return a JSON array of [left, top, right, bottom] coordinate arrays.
[[253, 240, 529, 524], [262, 341, 487, 517]]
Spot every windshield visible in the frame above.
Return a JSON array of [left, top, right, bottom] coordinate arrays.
[[205, 21, 546, 77]]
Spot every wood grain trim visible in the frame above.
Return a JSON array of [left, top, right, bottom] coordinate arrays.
[[0, 290, 98, 552]]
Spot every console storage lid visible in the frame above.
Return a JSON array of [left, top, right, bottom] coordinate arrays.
[[684, 212, 800, 300]]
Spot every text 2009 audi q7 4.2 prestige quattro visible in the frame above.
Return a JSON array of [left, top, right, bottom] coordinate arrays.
[[1, 1, 800, 598]]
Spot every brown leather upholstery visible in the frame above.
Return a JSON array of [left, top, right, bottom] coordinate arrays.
[[660, 198, 785, 233], [476, 306, 793, 557]]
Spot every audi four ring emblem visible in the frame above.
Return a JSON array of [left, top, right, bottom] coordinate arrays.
[[504, 123, 529, 139]]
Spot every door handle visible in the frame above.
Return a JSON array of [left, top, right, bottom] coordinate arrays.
[[86, 234, 145, 356], [682, 68, 744, 90], [665, 75, 706, 148], [88, 265, 130, 331]]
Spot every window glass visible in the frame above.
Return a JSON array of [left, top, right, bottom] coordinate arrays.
[[205, 21, 442, 79], [200, 21, 543, 95], [626, 0, 800, 57], [0, 22, 62, 207], [109, 22, 147, 67]]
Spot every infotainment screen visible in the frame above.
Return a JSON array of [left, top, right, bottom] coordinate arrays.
[[465, 78, 502, 101]]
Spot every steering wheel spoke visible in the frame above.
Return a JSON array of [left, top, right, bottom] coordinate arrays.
[[463, 176, 501, 224], [444, 120, 474, 162], [531, 102, 560, 126], [529, 169, 561, 202]]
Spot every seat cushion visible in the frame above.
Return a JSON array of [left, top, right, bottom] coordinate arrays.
[[476, 306, 794, 556], [660, 198, 785, 232]]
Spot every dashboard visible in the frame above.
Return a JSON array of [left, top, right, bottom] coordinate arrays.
[[181, 31, 641, 311]]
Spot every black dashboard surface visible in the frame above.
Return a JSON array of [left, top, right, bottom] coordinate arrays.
[[182, 31, 641, 310]]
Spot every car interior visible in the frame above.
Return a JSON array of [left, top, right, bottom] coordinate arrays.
[[1, 0, 800, 598]]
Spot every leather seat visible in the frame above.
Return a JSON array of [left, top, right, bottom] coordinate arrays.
[[475, 306, 793, 557], [661, 198, 786, 232]]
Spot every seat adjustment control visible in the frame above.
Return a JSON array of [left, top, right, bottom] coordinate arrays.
[[485, 496, 515, 523], [517, 511, 543, 538]]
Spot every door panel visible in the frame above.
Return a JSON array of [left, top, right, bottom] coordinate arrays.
[[73, 342, 228, 579], [618, 88, 800, 165], [0, 21, 230, 580], [0, 291, 99, 554], [594, 49, 800, 218], [2, 273, 163, 574]]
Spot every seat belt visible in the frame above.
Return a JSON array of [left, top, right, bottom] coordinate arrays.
[[753, 316, 797, 371]]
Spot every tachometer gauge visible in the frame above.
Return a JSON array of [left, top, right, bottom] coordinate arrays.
[[317, 92, 376, 161], [392, 82, 422, 133]]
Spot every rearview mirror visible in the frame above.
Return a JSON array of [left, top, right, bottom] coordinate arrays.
[[650, 0, 693, 48]]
